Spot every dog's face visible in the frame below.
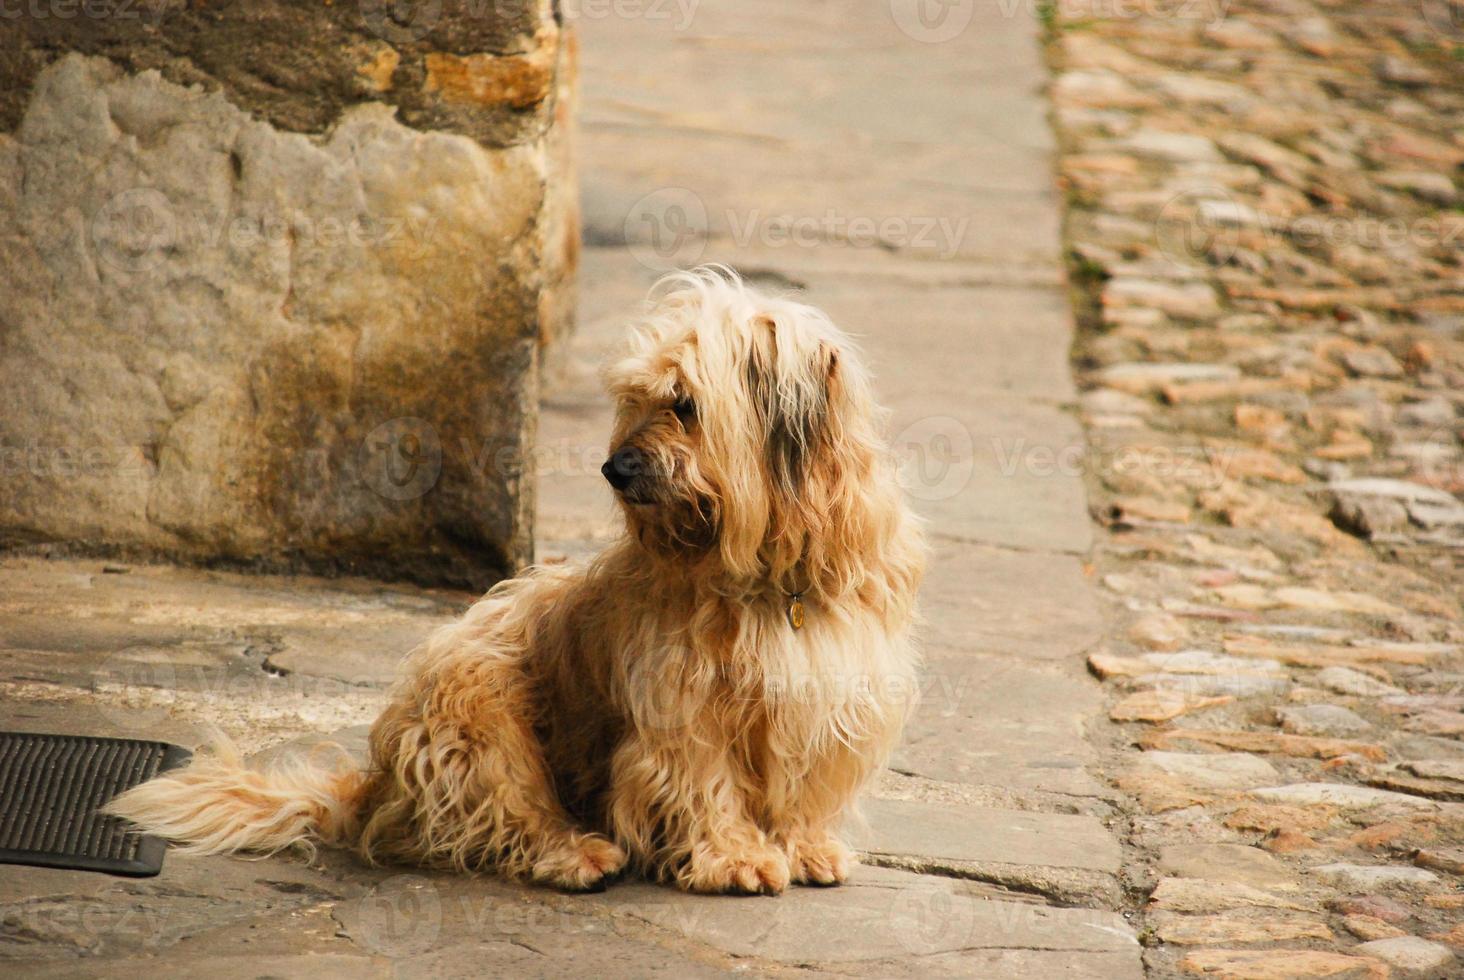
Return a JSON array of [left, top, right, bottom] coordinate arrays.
[[603, 271, 886, 584]]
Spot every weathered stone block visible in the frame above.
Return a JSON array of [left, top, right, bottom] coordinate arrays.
[[0, 3, 579, 588]]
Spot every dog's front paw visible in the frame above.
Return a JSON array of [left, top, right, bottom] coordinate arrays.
[[682, 843, 790, 896], [533, 832, 627, 892], [786, 835, 854, 887]]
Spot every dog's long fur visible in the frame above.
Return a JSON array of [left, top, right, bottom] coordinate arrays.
[[107, 268, 925, 894]]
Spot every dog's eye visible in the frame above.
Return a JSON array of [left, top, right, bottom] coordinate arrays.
[[672, 396, 697, 423]]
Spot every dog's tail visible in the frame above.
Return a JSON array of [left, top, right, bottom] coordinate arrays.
[[104, 735, 367, 859]]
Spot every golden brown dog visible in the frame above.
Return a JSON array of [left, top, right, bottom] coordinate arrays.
[[109, 268, 925, 895]]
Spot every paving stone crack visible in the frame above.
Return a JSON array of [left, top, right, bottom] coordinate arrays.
[[926, 531, 1089, 558], [859, 852, 1119, 909]]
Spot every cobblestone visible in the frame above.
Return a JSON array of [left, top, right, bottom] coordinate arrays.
[[1050, 0, 1464, 972]]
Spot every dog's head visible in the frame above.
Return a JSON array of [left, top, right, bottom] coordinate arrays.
[[603, 268, 900, 592]]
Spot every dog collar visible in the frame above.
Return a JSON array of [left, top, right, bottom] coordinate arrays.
[[786, 591, 806, 631], [780, 572, 810, 631]]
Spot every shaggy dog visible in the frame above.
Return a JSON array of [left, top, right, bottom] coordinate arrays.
[[108, 269, 925, 895]]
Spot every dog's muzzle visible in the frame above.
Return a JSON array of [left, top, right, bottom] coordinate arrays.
[[602, 446, 647, 494]]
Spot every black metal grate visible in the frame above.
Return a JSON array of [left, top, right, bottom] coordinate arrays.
[[0, 732, 190, 877]]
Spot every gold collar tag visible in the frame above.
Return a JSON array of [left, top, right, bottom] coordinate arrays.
[[787, 594, 805, 631]]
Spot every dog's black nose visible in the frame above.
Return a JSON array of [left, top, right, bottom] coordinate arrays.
[[602, 447, 644, 491]]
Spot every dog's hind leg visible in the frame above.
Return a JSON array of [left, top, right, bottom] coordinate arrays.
[[356, 654, 626, 892]]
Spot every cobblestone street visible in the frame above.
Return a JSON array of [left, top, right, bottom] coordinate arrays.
[[1052, 0, 1464, 975]]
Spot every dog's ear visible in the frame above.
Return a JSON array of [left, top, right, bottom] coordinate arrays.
[[747, 334, 838, 501]]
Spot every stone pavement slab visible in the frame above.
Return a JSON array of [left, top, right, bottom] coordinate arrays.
[[921, 542, 1102, 661], [0, 558, 453, 749], [842, 948, 1144, 979], [896, 397, 1093, 556], [894, 654, 1108, 799], [580, 866, 1136, 966], [858, 797, 1122, 906], [860, 798, 1120, 875], [3, 856, 734, 979], [803, 277, 1080, 402], [579, 0, 1062, 266]]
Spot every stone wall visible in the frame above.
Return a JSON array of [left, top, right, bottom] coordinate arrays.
[[0, 2, 579, 589]]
